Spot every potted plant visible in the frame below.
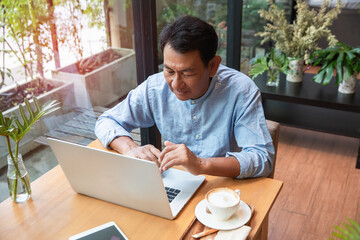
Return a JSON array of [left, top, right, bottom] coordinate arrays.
[[0, 77, 74, 170], [0, 96, 60, 202], [255, 0, 342, 82], [51, 48, 136, 109], [309, 42, 360, 94], [249, 48, 288, 87]]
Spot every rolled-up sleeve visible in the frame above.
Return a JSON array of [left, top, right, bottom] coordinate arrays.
[[95, 80, 155, 148], [226, 90, 275, 179]]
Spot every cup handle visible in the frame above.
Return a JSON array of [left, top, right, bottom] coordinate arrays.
[[235, 189, 241, 199]]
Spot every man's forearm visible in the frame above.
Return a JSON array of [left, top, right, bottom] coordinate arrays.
[[201, 156, 240, 178], [109, 136, 139, 154]]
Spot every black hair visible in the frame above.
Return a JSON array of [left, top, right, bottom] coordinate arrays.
[[159, 15, 218, 66]]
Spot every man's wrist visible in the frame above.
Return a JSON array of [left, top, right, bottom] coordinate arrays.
[[110, 136, 138, 154], [198, 157, 208, 175]]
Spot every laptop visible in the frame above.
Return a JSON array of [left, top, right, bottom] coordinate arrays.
[[47, 138, 205, 219]]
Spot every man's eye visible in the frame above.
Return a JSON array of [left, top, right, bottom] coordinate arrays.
[[166, 70, 174, 74], [183, 73, 195, 77]]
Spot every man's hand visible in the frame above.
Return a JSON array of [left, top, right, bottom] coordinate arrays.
[[109, 136, 161, 166], [158, 141, 205, 175], [111, 137, 240, 178], [125, 145, 161, 166]]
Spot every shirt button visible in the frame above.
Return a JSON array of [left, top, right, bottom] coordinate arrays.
[[193, 115, 198, 120], [191, 101, 195, 104], [195, 135, 200, 139]]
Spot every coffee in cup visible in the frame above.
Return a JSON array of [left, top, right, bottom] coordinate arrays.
[[205, 188, 241, 221]]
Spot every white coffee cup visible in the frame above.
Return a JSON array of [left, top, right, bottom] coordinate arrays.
[[205, 188, 241, 221]]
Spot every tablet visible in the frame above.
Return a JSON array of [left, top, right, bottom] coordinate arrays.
[[69, 221, 128, 240]]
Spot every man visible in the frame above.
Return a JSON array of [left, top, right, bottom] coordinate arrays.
[[95, 15, 274, 179]]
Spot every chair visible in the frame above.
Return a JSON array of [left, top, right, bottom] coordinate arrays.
[[265, 120, 280, 179], [256, 120, 280, 240]]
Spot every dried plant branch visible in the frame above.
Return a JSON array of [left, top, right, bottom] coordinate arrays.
[[256, 0, 342, 63]]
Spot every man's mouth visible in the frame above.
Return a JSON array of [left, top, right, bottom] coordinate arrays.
[[174, 89, 188, 96]]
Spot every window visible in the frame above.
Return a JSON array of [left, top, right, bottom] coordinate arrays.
[[156, 0, 228, 67], [0, 0, 136, 196]]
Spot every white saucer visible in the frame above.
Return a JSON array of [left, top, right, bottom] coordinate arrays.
[[195, 199, 251, 230]]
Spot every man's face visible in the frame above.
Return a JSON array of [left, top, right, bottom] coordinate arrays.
[[163, 44, 218, 101]]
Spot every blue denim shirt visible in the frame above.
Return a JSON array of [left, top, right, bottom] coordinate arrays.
[[95, 65, 274, 178]]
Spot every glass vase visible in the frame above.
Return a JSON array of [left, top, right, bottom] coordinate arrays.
[[267, 68, 280, 87], [286, 58, 304, 83], [7, 154, 31, 202]]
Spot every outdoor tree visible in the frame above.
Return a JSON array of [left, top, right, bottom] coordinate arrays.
[[0, 0, 109, 112], [1, 0, 50, 81], [1, 0, 108, 85]]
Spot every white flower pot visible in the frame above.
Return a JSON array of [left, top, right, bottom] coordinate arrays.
[[286, 59, 304, 83], [338, 73, 357, 94]]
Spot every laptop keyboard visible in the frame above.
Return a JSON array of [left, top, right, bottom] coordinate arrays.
[[165, 187, 181, 203]]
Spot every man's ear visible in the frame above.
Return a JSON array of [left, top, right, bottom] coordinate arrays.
[[209, 55, 222, 77]]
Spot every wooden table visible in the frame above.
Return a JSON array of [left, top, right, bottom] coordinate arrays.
[[0, 140, 283, 240]]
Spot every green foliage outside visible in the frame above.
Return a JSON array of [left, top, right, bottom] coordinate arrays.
[[1, 0, 50, 82], [0, 0, 107, 89], [242, 0, 268, 32], [156, 0, 227, 63]]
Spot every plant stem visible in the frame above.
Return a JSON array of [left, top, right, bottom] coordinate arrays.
[[269, 69, 276, 82], [5, 137, 31, 201], [15, 141, 31, 195], [5, 136, 14, 160], [15, 141, 18, 160]]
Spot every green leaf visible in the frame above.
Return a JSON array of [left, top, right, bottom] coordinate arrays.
[[353, 60, 360, 73], [323, 62, 336, 85], [325, 51, 338, 62], [9, 97, 60, 143], [337, 42, 352, 51], [334, 225, 351, 237], [348, 219, 360, 234], [345, 51, 356, 61], [0, 112, 17, 137], [281, 57, 290, 74], [313, 69, 326, 84], [351, 48, 360, 54], [314, 48, 334, 56], [272, 50, 286, 68], [332, 230, 346, 239], [336, 51, 344, 65], [336, 53, 344, 85], [330, 214, 360, 240], [249, 54, 265, 65], [344, 222, 359, 239], [343, 62, 354, 80], [313, 56, 325, 66], [249, 63, 268, 79]]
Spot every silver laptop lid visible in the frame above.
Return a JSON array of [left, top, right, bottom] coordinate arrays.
[[48, 138, 204, 219]]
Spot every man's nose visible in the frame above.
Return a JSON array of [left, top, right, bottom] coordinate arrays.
[[172, 73, 184, 88]]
